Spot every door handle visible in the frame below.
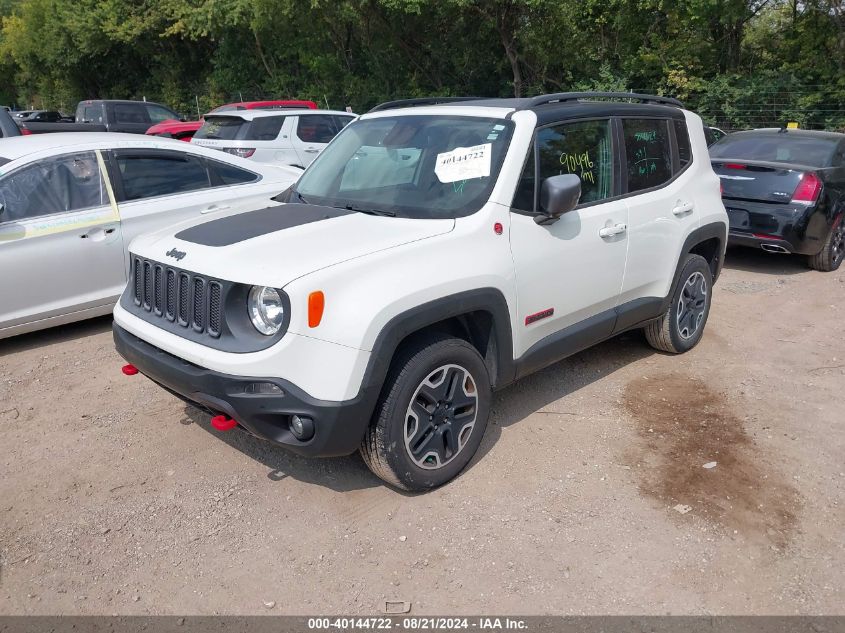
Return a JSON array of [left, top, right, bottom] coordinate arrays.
[[303, 148, 320, 154], [672, 202, 694, 216], [202, 204, 231, 214], [80, 227, 115, 241], [598, 223, 627, 238]]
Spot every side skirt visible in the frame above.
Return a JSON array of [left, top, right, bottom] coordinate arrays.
[[512, 296, 663, 381]]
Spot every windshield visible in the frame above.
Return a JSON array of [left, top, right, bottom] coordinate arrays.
[[294, 115, 514, 219], [710, 133, 839, 167]]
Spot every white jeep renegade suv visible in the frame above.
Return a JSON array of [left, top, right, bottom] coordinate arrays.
[[114, 92, 728, 491]]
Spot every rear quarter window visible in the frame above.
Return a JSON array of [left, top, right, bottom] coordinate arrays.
[[675, 120, 691, 167], [208, 159, 261, 186]]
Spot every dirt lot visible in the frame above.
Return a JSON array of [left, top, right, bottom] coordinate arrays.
[[1, 249, 843, 616]]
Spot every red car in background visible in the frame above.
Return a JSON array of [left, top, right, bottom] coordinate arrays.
[[146, 99, 318, 141]]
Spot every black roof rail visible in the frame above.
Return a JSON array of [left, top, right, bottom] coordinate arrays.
[[520, 91, 684, 109], [368, 96, 485, 113]]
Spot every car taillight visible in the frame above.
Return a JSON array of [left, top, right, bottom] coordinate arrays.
[[20, 128, 32, 135], [223, 147, 255, 158], [791, 173, 822, 204]]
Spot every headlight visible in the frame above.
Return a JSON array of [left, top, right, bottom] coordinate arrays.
[[248, 286, 285, 336]]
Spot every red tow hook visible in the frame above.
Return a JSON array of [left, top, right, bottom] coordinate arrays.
[[121, 364, 139, 376], [211, 415, 238, 431]]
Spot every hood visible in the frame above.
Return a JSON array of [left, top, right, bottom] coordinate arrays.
[[129, 203, 455, 287]]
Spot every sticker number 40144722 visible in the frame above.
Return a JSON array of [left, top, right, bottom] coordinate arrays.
[[434, 143, 492, 184]]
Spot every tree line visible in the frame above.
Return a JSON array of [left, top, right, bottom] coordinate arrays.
[[1, 0, 843, 130]]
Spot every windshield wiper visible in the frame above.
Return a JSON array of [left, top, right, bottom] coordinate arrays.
[[344, 204, 396, 217], [293, 190, 310, 204]]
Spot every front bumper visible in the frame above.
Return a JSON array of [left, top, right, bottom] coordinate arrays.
[[113, 323, 377, 457]]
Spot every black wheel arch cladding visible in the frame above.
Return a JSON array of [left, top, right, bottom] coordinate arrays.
[[359, 288, 515, 398]]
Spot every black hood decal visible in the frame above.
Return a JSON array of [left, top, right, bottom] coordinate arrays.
[[174, 203, 354, 247]]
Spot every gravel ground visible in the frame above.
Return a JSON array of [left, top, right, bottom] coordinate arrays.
[[0, 248, 843, 616]]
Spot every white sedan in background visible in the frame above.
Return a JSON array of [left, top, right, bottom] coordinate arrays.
[[0, 133, 301, 339]]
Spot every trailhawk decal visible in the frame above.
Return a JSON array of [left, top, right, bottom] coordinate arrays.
[[525, 308, 554, 325]]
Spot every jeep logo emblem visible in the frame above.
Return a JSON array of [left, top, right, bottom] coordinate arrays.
[[166, 248, 186, 261]]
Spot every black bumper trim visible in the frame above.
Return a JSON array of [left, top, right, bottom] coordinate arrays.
[[727, 230, 798, 253], [113, 323, 377, 457]]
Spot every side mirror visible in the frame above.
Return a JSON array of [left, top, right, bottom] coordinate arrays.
[[536, 174, 581, 224]]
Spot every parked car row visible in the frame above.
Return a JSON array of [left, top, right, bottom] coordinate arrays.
[[11, 97, 356, 169], [2, 91, 843, 492]]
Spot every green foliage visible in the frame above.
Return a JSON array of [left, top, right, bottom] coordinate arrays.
[[0, 0, 842, 129]]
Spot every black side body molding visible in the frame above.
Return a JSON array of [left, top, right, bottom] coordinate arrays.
[[360, 288, 516, 393]]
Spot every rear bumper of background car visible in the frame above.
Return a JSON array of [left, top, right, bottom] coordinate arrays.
[[723, 199, 824, 255]]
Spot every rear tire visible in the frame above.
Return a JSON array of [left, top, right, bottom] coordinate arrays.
[[807, 214, 844, 272], [360, 334, 491, 491], [645, 254, 713, 354]]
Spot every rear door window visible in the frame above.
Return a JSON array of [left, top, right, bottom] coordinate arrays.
[[622, 119, 672, 193], [333, 115, 354, 132], [248, 116, 286, 141], [296, 115, 341, 143], [0, 152, 107, 222], [114, 152, 211, 201]]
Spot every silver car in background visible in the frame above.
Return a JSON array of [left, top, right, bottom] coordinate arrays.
[[0, 133, 301, 339]]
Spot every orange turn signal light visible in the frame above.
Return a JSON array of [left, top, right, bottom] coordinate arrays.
[[308, 291, 325, 328]]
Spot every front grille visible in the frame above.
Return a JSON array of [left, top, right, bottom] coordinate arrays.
[[208, 282, 222, 336], [131, 257, 222, 339]]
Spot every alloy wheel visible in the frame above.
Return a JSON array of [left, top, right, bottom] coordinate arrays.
[[404, 364, 478, 470], [832, 219, 845, 266], [676, 271, 708, 340]]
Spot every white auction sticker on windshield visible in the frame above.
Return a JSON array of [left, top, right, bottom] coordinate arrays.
[[435, 143, 492, 183]]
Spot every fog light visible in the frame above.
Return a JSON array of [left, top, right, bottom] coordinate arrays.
[[289, 415, 314, 441]]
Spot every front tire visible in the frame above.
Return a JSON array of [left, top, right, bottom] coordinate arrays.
[[645, 254, 713, 354], [360, 335, 491, 491], [808, 214, 844, 272]]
